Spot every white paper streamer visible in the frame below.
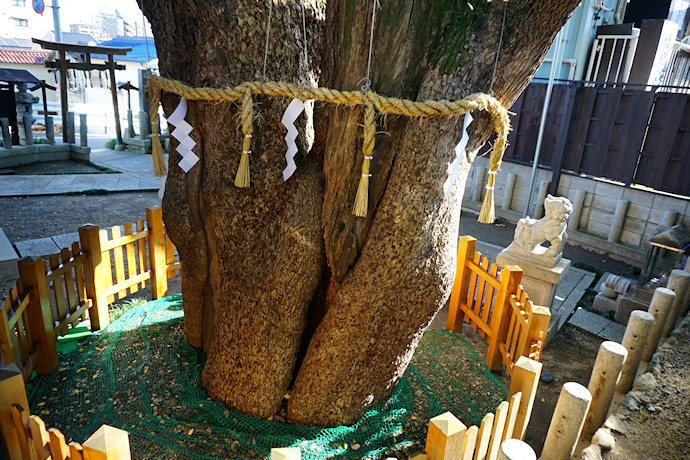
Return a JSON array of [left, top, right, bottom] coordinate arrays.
[[167, 98, 199, 172], [281, 98, 306, 181], [444, 113, 473, 199], [158, 175, 167, 199]]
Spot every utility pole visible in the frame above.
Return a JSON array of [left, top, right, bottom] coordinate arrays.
[[50, 0, 62, 42]]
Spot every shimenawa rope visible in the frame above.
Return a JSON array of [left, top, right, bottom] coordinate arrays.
[[145, 75, 510, 222]]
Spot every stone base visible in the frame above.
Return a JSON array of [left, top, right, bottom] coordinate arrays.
[[0, 143, 90, 168], [507, 243, 562, 268], [0, 227, 18, 279], [614, 294, 650, 325], [592, 293, 619, 314], [497, 247, 571, 309]]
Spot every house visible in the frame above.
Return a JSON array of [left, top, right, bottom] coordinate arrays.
[[462, 0, 690, 266]]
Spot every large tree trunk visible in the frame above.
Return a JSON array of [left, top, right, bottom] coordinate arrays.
[[142, 0, 579, 426]]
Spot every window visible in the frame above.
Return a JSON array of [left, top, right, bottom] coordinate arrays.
[[11, 0, 26, 6], [13, 18, 28, 27]]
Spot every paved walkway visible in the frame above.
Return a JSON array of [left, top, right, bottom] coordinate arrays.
[[0, 149, 162, 197]]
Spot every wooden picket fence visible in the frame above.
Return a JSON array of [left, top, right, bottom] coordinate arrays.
[[270, 356, 543, 460], [0, 207, 179, 383], [446, 236, 550, 375], [0, 363, 131, 459]]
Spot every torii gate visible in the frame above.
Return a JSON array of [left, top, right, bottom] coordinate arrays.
[[32, 38, 132, 145]]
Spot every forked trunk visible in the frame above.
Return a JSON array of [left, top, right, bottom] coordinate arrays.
[[142, 0, 579, 426]]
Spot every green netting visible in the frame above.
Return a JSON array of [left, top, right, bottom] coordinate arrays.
[[30, 295, 507, 459]]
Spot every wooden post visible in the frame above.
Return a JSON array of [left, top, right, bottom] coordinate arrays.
[[446, 236, 476, 333], [147, 207, 168, 299], [548, 82, 577, 196], [59, 50, 69, 143], [487, 401, 510, 460], [79, 224, 110, 330], [425, 412, 466, 460], [486, 266, 523, 372], [271, 447, 301, 460], [497, 439, 536, 460], [508, 356, 542, 440], [82, 425, 131, 460], [516, 304, 550, 361], [107, 55, 123, 146], [18, 256, 59, 375], [0, 364, 30, 460]]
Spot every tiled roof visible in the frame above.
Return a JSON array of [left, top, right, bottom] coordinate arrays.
[[92, 36, 157, 63], [0, 48, 50, 65]]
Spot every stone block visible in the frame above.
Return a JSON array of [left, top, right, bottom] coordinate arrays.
[[651, 194, 685, 216], [626, 203, 650, 221], [594, 181, 624, 200], [14, 237, 60, 258], [614, 295, 650, 325], [497, 248, 570, 308], [568, 308, 611, 335], [583, 220, 610, 239], [588, 208, 615, 225], [619, 230, 642, 247], [599, 321, 626, 342], [0, 227, 18, 279], [52, 233, 79, 251], [622, 187, 654, 208], [593, 293, 618, 314], [591, 194, 619, 213]]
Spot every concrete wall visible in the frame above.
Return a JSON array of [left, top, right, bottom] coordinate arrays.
[[464, 157, 690, 265]]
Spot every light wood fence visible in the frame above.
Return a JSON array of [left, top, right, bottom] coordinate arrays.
[[0, 207, 178, 383], [0, 363, 130, 459], [446, 236, 550, 375]]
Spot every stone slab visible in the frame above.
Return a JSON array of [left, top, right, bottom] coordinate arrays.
[[14, 237, 60, 258], [614, 295, 650, 325], [52, 233, 79, 251], [568, 307, 612, 336], [599, 321, 626, 342], [592, 292, 619, 314], [497, 247, 571, 285], [0, 227, 19, 278]]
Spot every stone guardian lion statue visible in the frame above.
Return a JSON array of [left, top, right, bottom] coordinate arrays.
[[509, 195, 573, 263]]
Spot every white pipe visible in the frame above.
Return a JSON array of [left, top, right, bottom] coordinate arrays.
[[524, 28, 564, 217]]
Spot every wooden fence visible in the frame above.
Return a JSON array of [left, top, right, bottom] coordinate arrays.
[[0, 207, 179, 382], [446, 236, 550, 375], [0, 363, 131, 459], [492, 81, 690, 197], [270, 356, 543, 460]]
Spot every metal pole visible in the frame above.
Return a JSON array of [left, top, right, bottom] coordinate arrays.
[[51, 0, 62, 42], [523, 28, 564, 217]]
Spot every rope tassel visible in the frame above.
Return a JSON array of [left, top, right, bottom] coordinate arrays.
[[147, 87, 167, 178], [235, 88, 253, 188], [353, 103, 376, 217]]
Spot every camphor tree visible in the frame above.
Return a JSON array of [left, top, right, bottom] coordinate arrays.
[[140, 0, 579, 427]]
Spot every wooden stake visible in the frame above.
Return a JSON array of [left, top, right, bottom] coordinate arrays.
[[425, 412, 467, 460], [508, 357, 542, 440], [82, 425, 131, 460], [146, 207, 168, 300]]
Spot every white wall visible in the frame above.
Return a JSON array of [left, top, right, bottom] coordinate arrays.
[[465, 156, 690, 258]]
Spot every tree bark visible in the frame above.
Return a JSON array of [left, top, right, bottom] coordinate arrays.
[[142, 0, 579, 426]]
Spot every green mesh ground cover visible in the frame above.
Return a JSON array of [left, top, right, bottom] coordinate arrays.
[[30, 295, 507, 459]]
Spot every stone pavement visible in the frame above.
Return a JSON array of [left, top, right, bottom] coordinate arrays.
[[0, 149, 163, 197]]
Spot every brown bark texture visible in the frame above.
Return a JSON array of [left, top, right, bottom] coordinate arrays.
[[142, 0, 579, 426]]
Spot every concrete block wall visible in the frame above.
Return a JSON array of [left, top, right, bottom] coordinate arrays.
[[464, 157, 690, 265]]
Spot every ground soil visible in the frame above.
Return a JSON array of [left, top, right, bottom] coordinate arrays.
[[1, 189, 687, 458]]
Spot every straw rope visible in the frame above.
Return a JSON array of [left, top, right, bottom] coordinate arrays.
[[146, 74, 510, 222]]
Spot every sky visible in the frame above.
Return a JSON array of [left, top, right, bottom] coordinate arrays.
[[56, 0, 147, 29]]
